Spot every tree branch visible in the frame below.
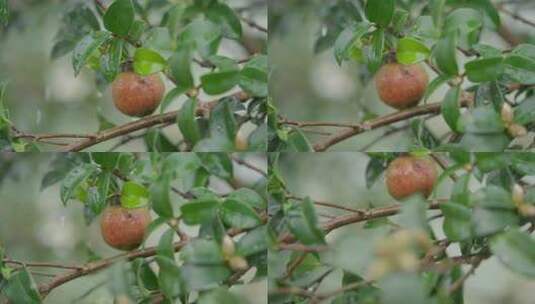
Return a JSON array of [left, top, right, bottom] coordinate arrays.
[[57, 92, 249, 152], [312, 93, 473, 151], [279, 199, 444, 243], [37, 221, 255, 298], [231, 155, 267, 177], [498, 6, 535, 28], [37, 240, 187, 297]]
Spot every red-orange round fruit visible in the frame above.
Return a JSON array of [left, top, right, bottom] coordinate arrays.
[[375, 63, 428, 110], [100, 206, 151, 250], [385, 155, 437, 200], [111, 72, 165, 117]]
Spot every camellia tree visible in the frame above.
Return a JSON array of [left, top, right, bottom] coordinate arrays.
[[0, 0, 267, 152], [268, 0, 535, 152], [0, 152, 267, 303], [268, 152, 535, 303]]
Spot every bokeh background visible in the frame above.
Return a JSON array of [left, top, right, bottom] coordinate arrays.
[[0, 152, 267, 303], [278, 152, 535, 304], [0, 0, 267, 151], [269, 0, 535, 151]]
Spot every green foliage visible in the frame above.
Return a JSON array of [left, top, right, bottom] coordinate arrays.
[[8, 0, 268, 153], [268, 152, 535, 303], [103, 0, 134, 36], [268, 0, 535, 152], [0, 152, 267, 303], [0, 0, 8, 27]]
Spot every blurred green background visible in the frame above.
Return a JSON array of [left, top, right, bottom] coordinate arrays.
[[278, 152, 535, 304], [0, 152, 267, 303], [0, 0, 266, 151], [269, 0, 535, 151]]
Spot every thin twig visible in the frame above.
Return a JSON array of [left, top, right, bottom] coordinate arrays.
[[431, 153, 459, 182], [232, 155, 267, 177], [448, 257, 484, 294], [287, 195, 366, 214], [499, 6, 535, 28], [3, 259, 83, 270], [239, 16, 268, 33]]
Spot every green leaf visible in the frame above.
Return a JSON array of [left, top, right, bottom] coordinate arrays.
[[205, 2, 242, 40], [458, 133, 510, 152], [220, 199, 262, 229], [160, 85, 188, 113], [491, 229, 535, 278], [227, 188, 266, 209], [150, 177, 174, 218], [156, 256, 182, 299], [248, 124, 267, 151], [286, 197, 326, 245], [474, 43, 502, 58], [177, 98, 202, 145], [396, 37, 430, 65], [103, 0, 134, 36], [472, 187, 519, 236], [236, 226, 267, 257], [368, 28, 385, 73], [504, 55, 535, 85], [365, 0, 394, 28], [440, 203, 472, 241], [429, 0, 446, 28], [60, 164, 97, 205], [199, 288, 244, 304], [133, 48, 166, 76], [100, 38, 124, 82], [379, 273, 429, 304], [121, 181, 149, 209], [514, 96, 535, 125], [180, 199, 219, 225], [201, 70, 240, 95], [144, 129, 176, 152], [444, 8, 482, 35], [0, 0, 8, 27], [465, 57, 504, 82], [441, 86, 461, 133], [458, 106, 504, 134], [3, 268, 41, 304], [72, 31, 111, 76], [87, 172, 111, 216], [144, 27, 173, 52], [394, 196, 428, 231], [182, 239, 224, 265], [239, 55, 268, 97], [128, 20, 145, 42], [434, 31, 458, 76], [157, 229, 175, 260], [198, 153, 233, 180], [467, 0, 501, 28], [333, 22, 370, 66], [365, 157, 387, 189], [169, 47, 194, 89], [392, 9, 409, 33], [181, 265, 231, 291], [132, 258, 159, 291], [178, 18, 222, 58], [424, 74, 451, 102], [208, 100, 237, 143], [285, 129, 313, 152]]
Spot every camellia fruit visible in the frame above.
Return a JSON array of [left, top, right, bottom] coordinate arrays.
[[375, 63, 428, 110], [385, 155, 437, 200], [100, 205, 151, 250], [111, 72, 165, 117]]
